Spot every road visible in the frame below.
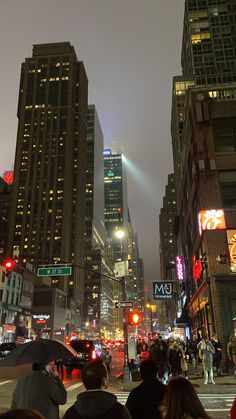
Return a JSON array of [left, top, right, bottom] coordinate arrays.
[[0, 349, 234, 419]]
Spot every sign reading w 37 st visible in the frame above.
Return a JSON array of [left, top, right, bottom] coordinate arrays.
[[153, 282, 172, 299]]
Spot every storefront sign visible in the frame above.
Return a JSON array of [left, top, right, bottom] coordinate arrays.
[[230, 234, 236, 264], [33, 314, 50, 320], [153, 282, 172, 299], [175, 256, 184, 281], [198, 209, 226, 235], [192, 256, 203, 282]]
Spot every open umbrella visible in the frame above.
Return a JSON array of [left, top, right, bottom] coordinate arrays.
[[0, 338, 77, 366]]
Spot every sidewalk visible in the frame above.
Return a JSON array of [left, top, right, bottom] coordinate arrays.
[[121, 372, 236, 393]]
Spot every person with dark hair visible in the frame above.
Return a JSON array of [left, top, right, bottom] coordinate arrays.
[[63, 359, 131, 419], [0, 409, 44, 419], [159, 376, 211, 419], [11, 362, 67, 419], [197, 336, 215, 384], [125, 360, 166, 419]]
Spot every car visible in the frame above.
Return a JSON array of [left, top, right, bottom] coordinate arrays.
[[64, 339, 97, 374], [0, 342, 17, 359]]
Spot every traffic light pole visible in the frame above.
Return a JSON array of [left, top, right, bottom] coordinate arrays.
[[121, 277, 131, 382]]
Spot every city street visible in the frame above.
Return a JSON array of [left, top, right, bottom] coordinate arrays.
[[0, 349, 235, 419]]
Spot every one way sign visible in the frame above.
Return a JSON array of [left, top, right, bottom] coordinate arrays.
[[115, 301, 133, 309]]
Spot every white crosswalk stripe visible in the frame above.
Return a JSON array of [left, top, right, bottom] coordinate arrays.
[[114, 391, 235, 414], [0, 380, 13, 386], [115, 392, 129, 405]]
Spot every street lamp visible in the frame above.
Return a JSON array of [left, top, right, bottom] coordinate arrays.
[[146, 299, 153, 335], [115, 228, 131, 382]]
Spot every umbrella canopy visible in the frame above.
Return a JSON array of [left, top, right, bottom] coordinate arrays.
[[0, 338, 77, 366]]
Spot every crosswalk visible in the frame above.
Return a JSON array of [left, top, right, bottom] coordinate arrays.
[[114, 391, 235, 414], [0, 379, 234, 415]]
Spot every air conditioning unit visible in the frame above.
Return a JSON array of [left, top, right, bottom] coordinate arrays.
[[198, 160, 205, 171], [210, 159, 216, 171]]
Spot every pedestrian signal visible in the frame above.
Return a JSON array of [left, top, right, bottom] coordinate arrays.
[[128, 311, 142, 326]]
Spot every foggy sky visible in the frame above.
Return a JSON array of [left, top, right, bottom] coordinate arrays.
[[0, 0, 184, 285]]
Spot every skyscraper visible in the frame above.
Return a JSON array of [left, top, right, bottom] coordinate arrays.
[[168, 0, 236, 356], [104, 149, 128, 259], [7, 42, 88, 330], [83, 106, 113, 336], [104, 149, 129, 330], [182, 0, 236, 85]]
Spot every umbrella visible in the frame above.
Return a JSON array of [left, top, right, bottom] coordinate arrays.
[[0, 338, 77, 366]]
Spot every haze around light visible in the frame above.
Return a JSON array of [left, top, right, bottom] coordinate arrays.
[[0, 0, 184, 284]]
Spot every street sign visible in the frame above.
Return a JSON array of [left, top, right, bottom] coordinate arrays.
[[114, 261, 128, 277], [115, 301, 134, 309], [37, 265, 72, 277], [153, 282, 172, 299]]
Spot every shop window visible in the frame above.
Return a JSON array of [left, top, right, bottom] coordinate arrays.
[[219, 171, 236, 207], [213, 118, 236, 153]]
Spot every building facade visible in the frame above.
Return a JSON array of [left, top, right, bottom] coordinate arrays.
[[169, 0, 236, 367], [6, 42, 88, 333], [83, 106, 114, 337]]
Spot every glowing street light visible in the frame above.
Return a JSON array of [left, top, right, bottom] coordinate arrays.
[[115, 229, 125, 239]]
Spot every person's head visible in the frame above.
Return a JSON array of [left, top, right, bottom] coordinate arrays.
[[0, 409, 44, 419], [162, 377, 211, 419], [171, 342, 178, 350], [230, 334, 236, 342], [212, 334, 218, 342], [82, 359, 108, 390], [140, 360, 158, 380], [32, 362, 47, 371]]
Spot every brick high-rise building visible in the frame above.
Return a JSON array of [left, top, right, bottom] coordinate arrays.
[[6, 42, 88, 332], [181, 0, 236, 86], [169, 1, 236, 365]]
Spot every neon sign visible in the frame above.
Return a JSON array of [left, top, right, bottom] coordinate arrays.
[[192, 255, 203, 282], [230, 234, 236, 264], [3, 171, 13, 185], [175, 256, 184, 281], [198, 209, 226, 235]]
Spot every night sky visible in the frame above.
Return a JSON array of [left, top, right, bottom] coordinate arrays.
[[0, 0, 184, 284]]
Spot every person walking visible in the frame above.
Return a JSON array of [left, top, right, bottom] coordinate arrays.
[[11, 362, 67, 419], [197, 336, 215, 384], [227, 334, 236, 376], [211, 334, 222, 376], [149, 337, 169, 384], [63, 359, 131, 419], [125, 360, 166, 419], [168, 342, 182, 377], [188, 335, 199, 373], [159, 376, 212, 419]]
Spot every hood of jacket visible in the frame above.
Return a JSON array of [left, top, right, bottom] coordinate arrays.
[[73, 390, 118, 417]]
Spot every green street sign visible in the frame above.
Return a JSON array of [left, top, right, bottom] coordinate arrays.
[[37, 266, 72, 277]]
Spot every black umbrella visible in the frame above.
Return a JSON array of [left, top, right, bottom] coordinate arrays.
[[0, 338, 77, 366]]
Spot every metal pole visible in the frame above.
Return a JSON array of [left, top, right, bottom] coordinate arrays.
[[121, 277, 131, 382], [150, 306, 153, 334]]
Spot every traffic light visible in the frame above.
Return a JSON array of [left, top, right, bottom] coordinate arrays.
[[3, 259, 15, 272], [128, 310, 142, 326]]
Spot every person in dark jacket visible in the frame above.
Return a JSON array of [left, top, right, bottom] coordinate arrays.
[[126, 360, 166, 419], [11, 362, 67, 419], [63, 359, 131, 419]]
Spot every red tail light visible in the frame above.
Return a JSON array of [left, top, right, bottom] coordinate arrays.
[[92, 349, 96, 359]]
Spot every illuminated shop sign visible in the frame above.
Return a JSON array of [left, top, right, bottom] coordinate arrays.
[[103, 149, 112, 156], [175, 256, 184, 281], [230, 234, 236, 264], [33, 314, 50, 320], [192, 255, 203, 282], [3, 170, 13, 185], [198, 209, 226, 235]]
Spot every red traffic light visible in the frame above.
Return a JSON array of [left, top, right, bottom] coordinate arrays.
[[128, 311, 142, 326], [3, 259, 15, 271]]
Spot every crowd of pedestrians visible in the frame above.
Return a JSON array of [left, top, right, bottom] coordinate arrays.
[[1, 332, 236, 419]]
